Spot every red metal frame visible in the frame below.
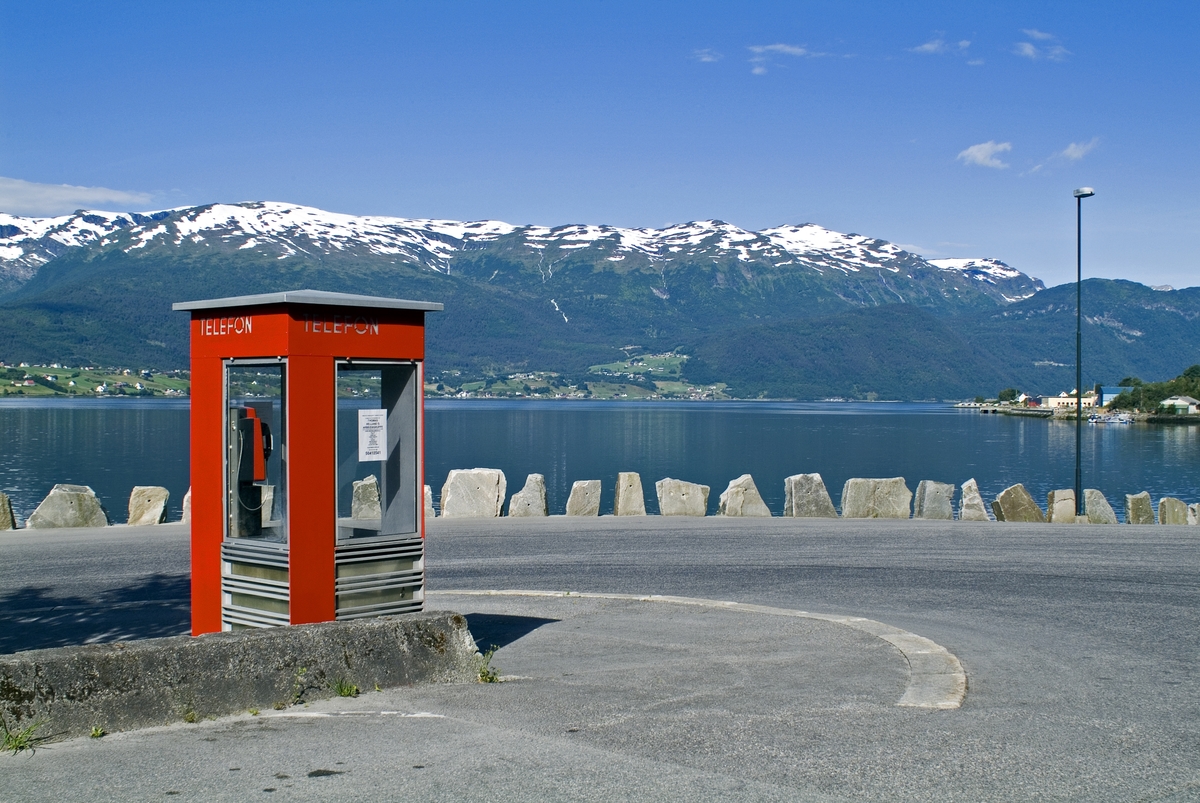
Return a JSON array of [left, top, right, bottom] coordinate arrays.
[[184, 302, 428, 636]]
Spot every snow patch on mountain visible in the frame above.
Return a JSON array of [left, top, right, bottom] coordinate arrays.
[[0, 201, 1041, 297], [928, 257, 1022, 280]]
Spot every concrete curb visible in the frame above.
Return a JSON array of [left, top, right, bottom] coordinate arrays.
[[0, 611, 477, 740], [433, 589, 967, 710]]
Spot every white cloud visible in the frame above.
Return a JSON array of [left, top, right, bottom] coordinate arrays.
[[1024, 138, 1099, 175], [911, 38, 946, 54], [692, 48, 722, 63], [0, 176, 153, 216], [957, 141, 1012, 169], [1013, 42, 1039, 59], [967, 59, 984, 66], [1060, 137, 1099, 161], [910, 38, 970, 55], [894, 242, 936, 255], [750, 44, 810, 57], [1013, 30, 1071, 61], [747, 43, 820, 74]]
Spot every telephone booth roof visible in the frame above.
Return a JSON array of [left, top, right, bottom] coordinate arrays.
[[172, 288, 443, 313], [173, 289, 441, 360]]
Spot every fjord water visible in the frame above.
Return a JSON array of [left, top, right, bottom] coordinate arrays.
[[4, 398, 1195, 524], [426, 401, 1200, 519]]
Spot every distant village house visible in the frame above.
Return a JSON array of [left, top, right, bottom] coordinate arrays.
[[1160, 395, 1200, 414], [1041, 390, 1098, 410]]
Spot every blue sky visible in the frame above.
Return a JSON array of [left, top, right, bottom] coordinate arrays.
[[1, 1, 1197, 288]]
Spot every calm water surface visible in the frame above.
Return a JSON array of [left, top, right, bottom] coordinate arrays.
[[426, 400, 1200, 519], [1, 398, 1197, 523]]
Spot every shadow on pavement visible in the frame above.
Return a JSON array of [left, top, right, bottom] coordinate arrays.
[[1, 581, 560, 656], [464, 612, 558, 651], [0, 573, 191, 654]]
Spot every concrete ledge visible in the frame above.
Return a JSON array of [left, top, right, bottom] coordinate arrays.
[[0, 610, 477, 740]]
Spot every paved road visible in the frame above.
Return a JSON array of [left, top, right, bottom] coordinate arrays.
[[3, 517, 1200, 801], [0, 523, 190, 652]]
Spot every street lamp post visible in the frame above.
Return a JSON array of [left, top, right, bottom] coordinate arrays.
[[1074, 187, 1095, 517]]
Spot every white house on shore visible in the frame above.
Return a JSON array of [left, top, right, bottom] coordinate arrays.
[[1042, 390, 1098, 410], [1160, 395, 1200, 414]]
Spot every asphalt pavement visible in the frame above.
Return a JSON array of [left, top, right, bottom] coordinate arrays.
[[2, 516, 1199, 801]]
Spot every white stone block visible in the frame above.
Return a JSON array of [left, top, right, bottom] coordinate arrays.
[[441, 469, 506, 518], [566, 480, 601, 516], [508, 474, 548, 517], [718, 474, 771, 517], [127, 486, 169, 526], [655, 478, 709, 517]]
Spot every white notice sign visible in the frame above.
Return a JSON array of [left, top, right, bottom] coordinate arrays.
[[358, 409, 387, 461]]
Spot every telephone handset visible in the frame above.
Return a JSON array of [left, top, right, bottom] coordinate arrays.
[[231, 406, 274, 538], [235, 407, 272, 484]]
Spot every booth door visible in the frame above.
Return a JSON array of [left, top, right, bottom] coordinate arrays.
[[332, 360, 424, 619]]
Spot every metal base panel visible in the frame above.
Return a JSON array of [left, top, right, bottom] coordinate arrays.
[[221, 539, 290, 630], [335, 535, 425, 620]]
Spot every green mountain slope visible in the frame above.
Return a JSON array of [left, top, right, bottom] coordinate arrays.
[[683, 304, 1024, 400], [963, 280, 1200, 391], [0, 203, 1196, 399]]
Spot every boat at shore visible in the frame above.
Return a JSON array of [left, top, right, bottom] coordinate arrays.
[[1089, 413, 1134, 424]]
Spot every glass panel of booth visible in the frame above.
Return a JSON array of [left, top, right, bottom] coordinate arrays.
[[336, 360, 418, 541], [225, 361, 287, 543]]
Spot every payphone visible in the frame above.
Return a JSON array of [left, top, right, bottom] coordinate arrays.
[[174, 289, 442, 635], [230, 406, 273, 538]]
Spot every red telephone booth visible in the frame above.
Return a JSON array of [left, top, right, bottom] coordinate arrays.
[[173, 290, 442, 635]]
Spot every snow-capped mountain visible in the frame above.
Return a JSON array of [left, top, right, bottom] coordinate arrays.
[[0, 201, 1042, 301], [927, 258, 1035, 302], [3, 201, 1193, 404]]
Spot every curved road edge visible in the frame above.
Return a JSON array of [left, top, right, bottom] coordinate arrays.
[[431, 589, 967, 710]]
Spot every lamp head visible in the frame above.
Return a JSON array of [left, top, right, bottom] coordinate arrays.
[[1074, 187, 1095, 198]]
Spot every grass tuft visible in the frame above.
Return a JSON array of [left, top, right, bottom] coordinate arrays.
[[1, 714, 47, 754], [476, 646, 501, 683], [292, 667, 309, 705]]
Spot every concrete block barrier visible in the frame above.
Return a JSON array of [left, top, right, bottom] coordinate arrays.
[[1084, 489, 1118, 524], [508, 474, 548, 517], [655, 478, 709, 516], [26, 484, 110, 529], [441, 468, 506, 518], [0, 492, 15, 530], [783, 473, 838, 518], [914, 480, 955, 520], [614, 472, 647, 516], [958, 479, 991, 521], [127, 486, 169, 526], [565, 480, 602, 516], [1046, 489, 1077, 523], [841, 478, 912, 519], [0, 611, 477, 740], [718, 474, 772, 517], [351, 475, 381, 519], [1125, 492, 1155, 524], [992, 484, 1045, 523], [1159, 496, 1188, 525]]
